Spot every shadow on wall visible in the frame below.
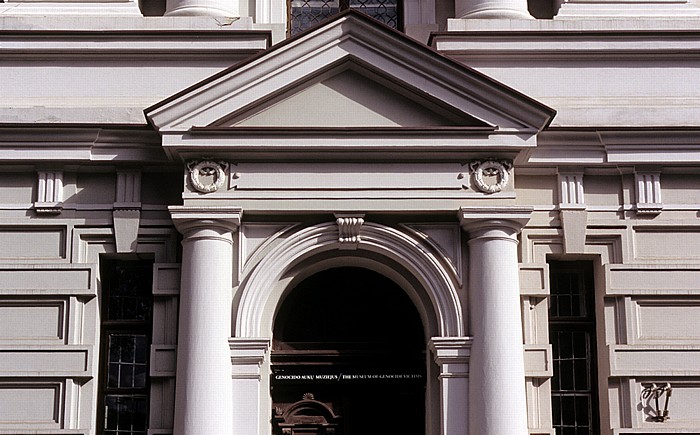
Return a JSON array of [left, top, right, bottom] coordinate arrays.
[[140, 0, 166, 16]]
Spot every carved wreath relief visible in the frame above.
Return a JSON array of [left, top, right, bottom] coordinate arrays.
[[469, 159, 512, 194], [188, 160, 228, 193]]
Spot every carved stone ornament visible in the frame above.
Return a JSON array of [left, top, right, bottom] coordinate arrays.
[[469, 159, 512, 194], [335, 214, 365, 248], [188, 160, 228, 193]]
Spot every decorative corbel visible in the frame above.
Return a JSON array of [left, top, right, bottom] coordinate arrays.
[[113, 170, 142, 253], [635, 172, 662, 215], [558, 172, 586, 253], [335, 213, 365, 250], [34, 170, 63, 214]]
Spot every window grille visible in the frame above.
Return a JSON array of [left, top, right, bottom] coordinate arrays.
[[549, 261, 599, 435], [289, 0, 400, 36], [98, 260, 154, 435]]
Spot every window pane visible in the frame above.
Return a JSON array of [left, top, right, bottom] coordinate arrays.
[[107, 334, 148, 389], [573, 332, 588, 358], [350, 0, 399, 29], [575, 395, 591, 428], [104, 395, 148, 435], [574, 359, 589, 391], [552, 395, 561, 426], [560, 395, 576, 425], [290, 0, 339, 35], [107, 263, 152, 321], [558, 331, 573, 359]]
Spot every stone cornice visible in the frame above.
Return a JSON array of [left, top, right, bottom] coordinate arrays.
[[0, 28, 270, 60], [0, 126, 167, 163], [432, 29, 700, 60], [522, 128, 700, 165]]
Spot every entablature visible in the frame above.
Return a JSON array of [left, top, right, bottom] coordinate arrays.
[[0, 25, 270, 125], [0, 126, 167, 163], [431, 24, 700, 128], [522, 128, 700, 166]]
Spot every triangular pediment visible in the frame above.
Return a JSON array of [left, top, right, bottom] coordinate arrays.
[[145, 11, 555, 151], [216, 68, 487, 128]]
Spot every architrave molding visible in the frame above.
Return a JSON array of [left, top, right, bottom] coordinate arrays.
[[0, 30, 270, 60], [235, 221, 465, 338], [526, 128, 700, 165], [432, 28, 700, 61]]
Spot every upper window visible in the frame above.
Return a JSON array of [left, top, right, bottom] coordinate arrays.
[[98, 259, 154, 435], [288, 0, 401, 36]]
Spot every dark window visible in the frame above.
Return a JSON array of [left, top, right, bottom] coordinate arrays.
[[288, 0, 401, 36], [98, 259, 153, 435], [549, 261, 599, 435]]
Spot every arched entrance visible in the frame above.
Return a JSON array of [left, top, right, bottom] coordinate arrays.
[[230, 221, 470, 435], [271, 267, 426, 435]]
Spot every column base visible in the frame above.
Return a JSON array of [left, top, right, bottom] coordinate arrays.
[[457, 0, 534, 18], [0, 1, 142, 16], [461, 7, 535, 18], [429, 337, 472, 435], [165, 2, 238, 16], [555, 0, 700, 18]]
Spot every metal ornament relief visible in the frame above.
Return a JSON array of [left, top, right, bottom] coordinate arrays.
[[469, 159, 512, 194], [187, 160, 228, 193]]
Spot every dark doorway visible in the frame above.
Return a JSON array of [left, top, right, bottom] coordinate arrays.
[[271, 267, 426, 435]]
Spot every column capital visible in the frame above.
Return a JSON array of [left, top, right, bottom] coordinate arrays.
[[230, 337, 270, 380], [429, 336, 473, 366], [458, 206, 532, 234], [230, 337, 270, 362], [170, 206, 242, 235]]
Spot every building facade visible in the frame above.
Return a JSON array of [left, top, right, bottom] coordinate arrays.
[[1, 0, 699, 434]]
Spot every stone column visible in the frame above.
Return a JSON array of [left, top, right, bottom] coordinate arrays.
[[455, 0, 533, 19], [164, 0, 238, 16], [429, 337, 472, 435], [170, 206, 242, 435], [459, 206, 532, 435]]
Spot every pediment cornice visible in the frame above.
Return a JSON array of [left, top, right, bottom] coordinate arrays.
[[145, 11, 555, 159]]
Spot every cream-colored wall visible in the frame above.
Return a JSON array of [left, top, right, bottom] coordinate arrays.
[[0, 168, 180, 434], [0, 6, 698, 434], [517, 171, 700, 434], [4, 166, 700, 434]]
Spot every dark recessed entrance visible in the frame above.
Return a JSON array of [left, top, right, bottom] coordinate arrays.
[[271, 267, 426, 435]]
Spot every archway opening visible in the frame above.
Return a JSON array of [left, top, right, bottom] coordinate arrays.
[[271, 267, 426, 435]]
